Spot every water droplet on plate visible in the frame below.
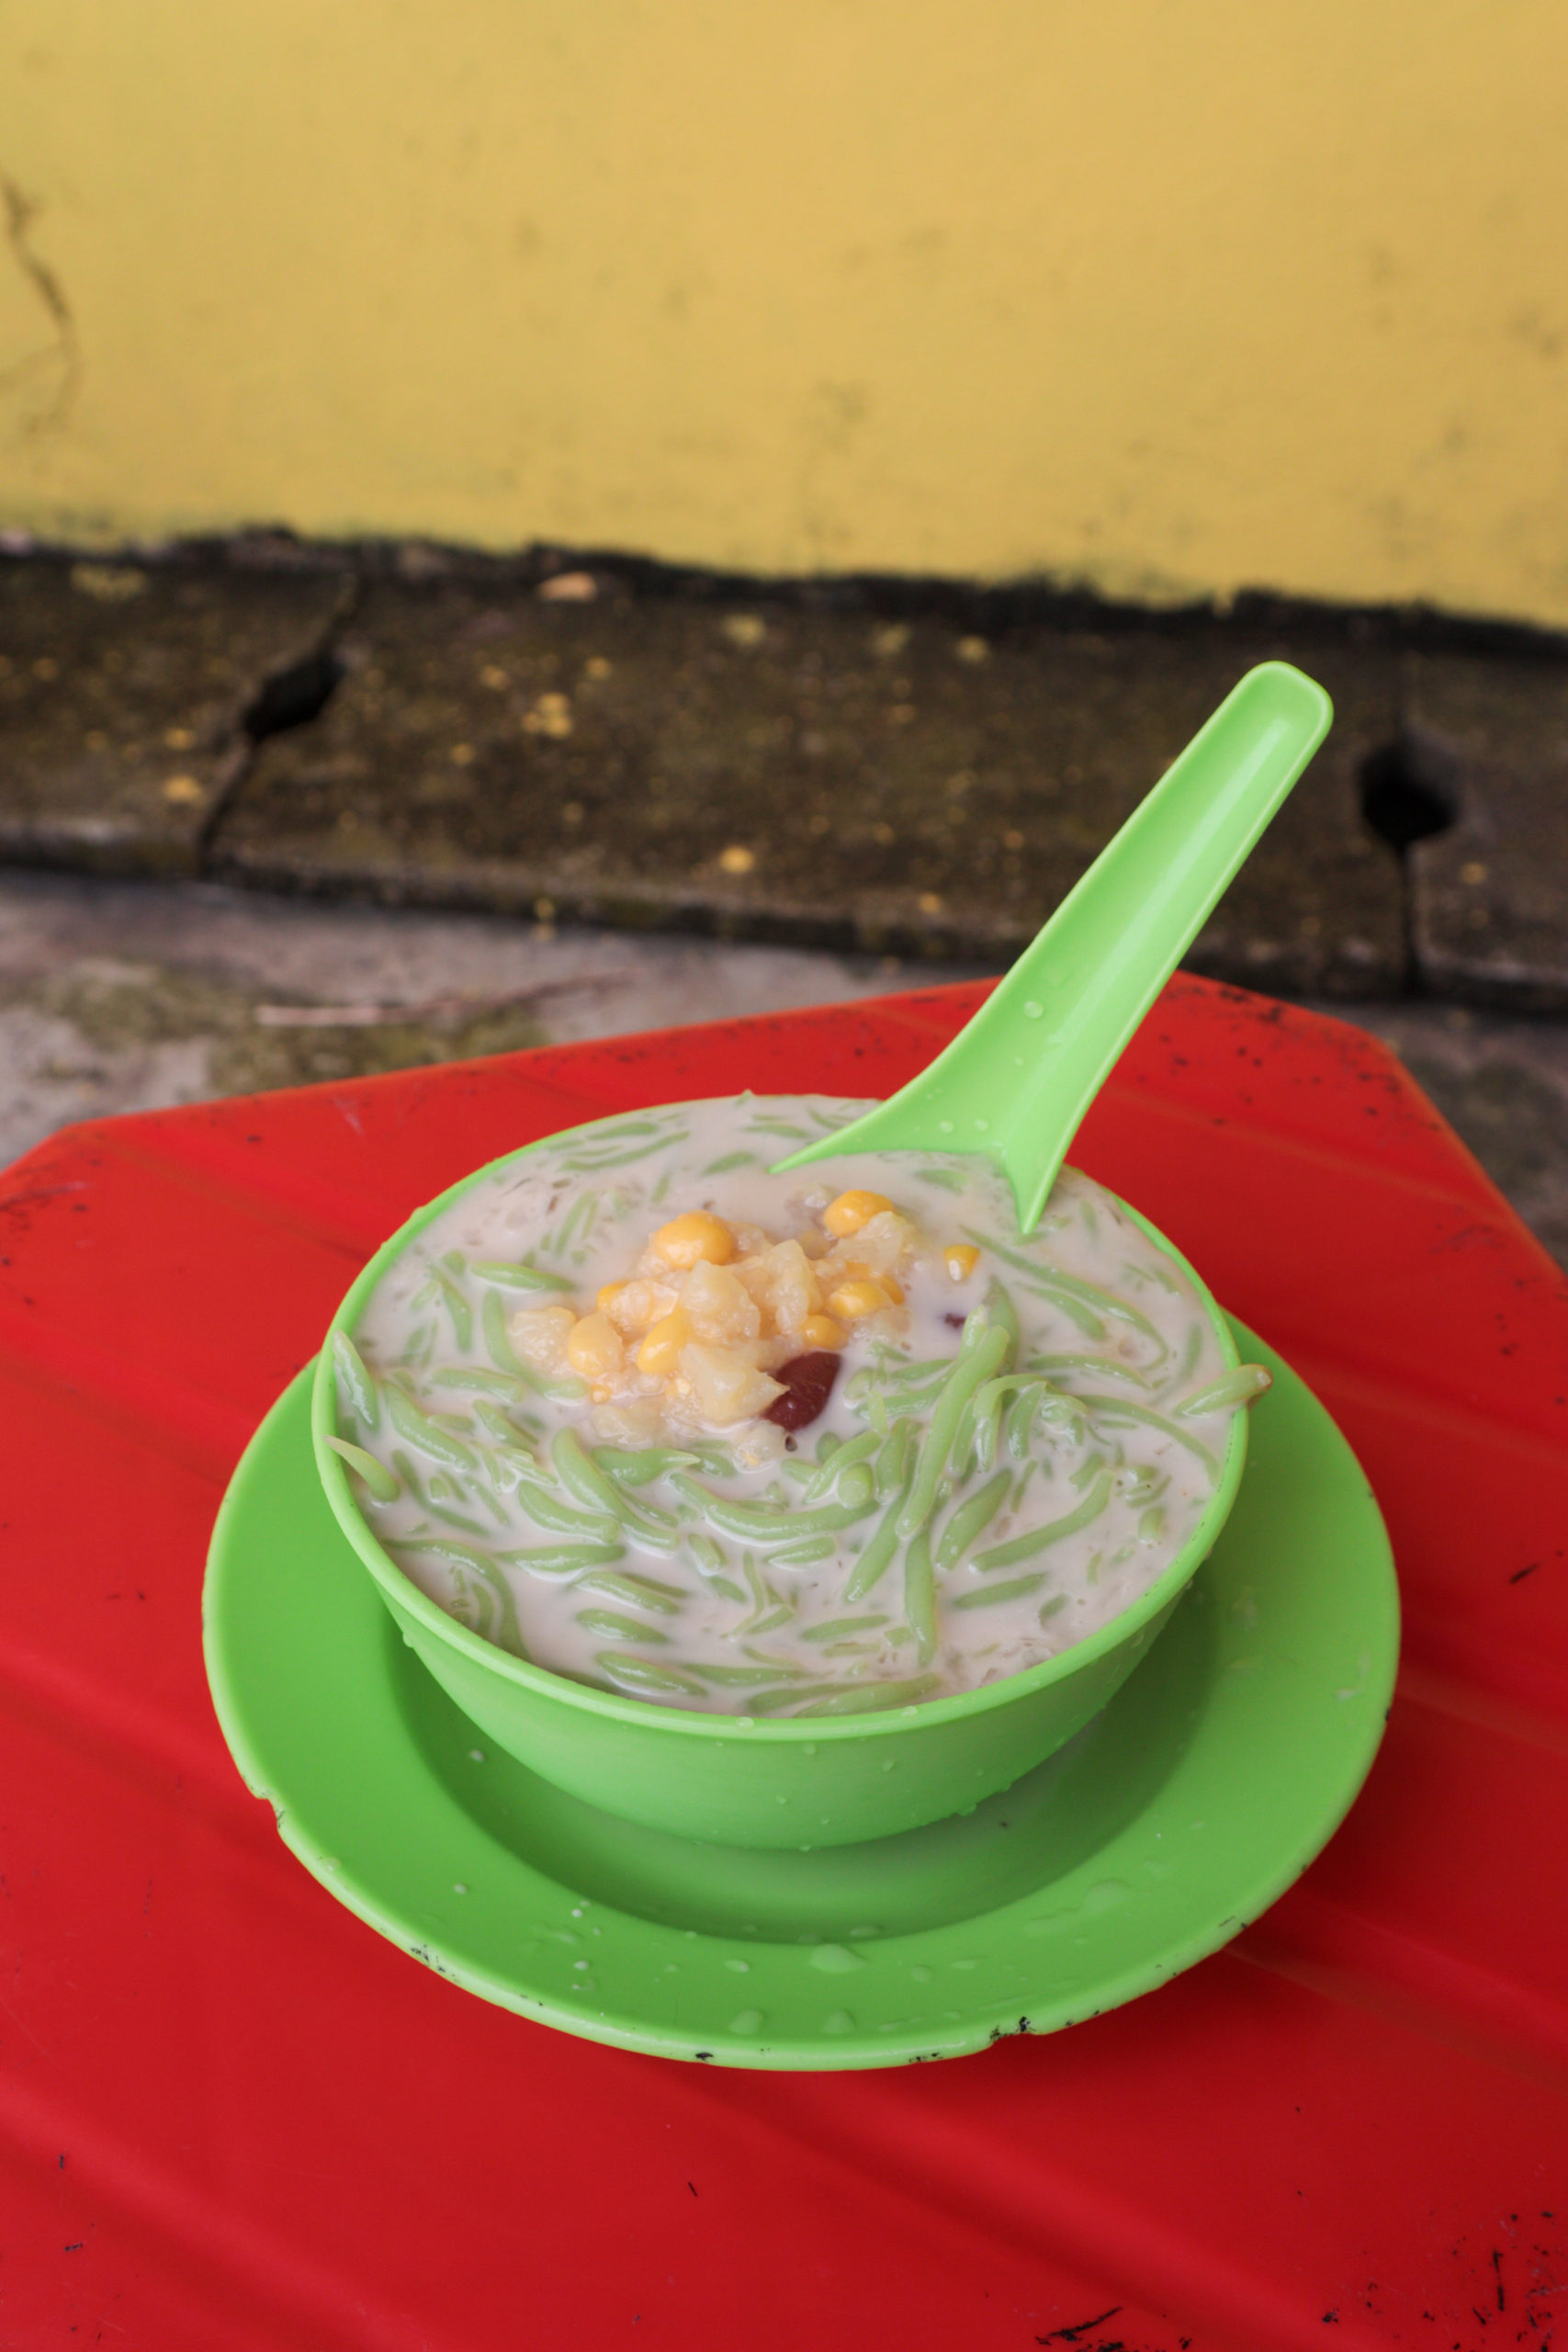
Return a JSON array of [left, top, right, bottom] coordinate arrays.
[[808, 1943, 865, 1973], [726, 1957, 750, 1973], [823, 2009, 856, 2034], [1022, 1001, 1043, 1020], [453, 1883, 468, 1895], [729, 2009, 764, 2036]]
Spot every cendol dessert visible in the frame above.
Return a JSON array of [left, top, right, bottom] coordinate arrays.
[[329, 1095, 1269, 1717]]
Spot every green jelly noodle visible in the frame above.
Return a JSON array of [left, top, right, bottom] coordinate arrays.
[[334, 1095, 1269, 1716]]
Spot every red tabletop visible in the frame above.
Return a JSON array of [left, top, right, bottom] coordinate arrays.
[[2, 973, 1564, 2350]]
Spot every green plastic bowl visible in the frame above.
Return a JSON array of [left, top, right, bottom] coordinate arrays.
[[311, 1106, 1249, 1850]]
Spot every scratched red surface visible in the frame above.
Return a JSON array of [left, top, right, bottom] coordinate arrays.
[[1, 973, 1563, 2352]]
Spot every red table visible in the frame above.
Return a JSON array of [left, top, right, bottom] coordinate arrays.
[[2, 974, 1564, 2350]]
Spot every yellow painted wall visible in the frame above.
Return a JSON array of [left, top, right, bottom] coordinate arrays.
[[3, 3, 1567, 623]]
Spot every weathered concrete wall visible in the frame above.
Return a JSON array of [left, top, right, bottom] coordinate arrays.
[[3, 4, 1567, 623]]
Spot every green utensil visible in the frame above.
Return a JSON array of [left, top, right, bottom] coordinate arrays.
[[778, 660, 1332, 1230]]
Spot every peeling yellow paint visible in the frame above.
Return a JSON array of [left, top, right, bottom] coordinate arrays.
[[1, 2, 1567, 624]]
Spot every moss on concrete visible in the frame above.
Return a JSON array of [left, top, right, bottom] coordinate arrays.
[[6, 958, 546, 1097]]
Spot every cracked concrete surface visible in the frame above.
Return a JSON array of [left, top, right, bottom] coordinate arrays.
[[0, 559, 346, 873], [7, 549, 1568, 1012], [216, 586, 1405, 992], [1, 865, 1564, 1271]]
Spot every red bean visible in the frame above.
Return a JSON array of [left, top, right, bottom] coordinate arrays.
[[764, 1351, 841, 1430]]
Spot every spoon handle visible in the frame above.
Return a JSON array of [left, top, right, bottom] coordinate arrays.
[[779, 661, 1332, 1230]]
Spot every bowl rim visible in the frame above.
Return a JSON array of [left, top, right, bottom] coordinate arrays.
[[310, 1094, 1248, 1745]]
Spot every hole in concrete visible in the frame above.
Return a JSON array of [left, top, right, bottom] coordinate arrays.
[[1359, 741, 1456, 852], [243, 647, 344, 742]]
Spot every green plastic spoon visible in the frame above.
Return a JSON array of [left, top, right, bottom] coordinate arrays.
[[778, 660, 1332, 1231]]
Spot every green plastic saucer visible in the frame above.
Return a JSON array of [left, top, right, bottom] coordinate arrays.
[[204, 1323, 1398, 2070]]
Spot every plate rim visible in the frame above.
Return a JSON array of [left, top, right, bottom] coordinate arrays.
[[204, 1320, 1400, 2070]]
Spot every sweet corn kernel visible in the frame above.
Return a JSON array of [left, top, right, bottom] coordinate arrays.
[[596, 1282, 627, 1316], [877, 1272, 905, 1306], [828, 1277, 895, 1321], [650, 1210, 736, 1268], [637, 1306, 693, 1374], [822, 1258, 885, 1295], [943, 1244, 981, 1283], [566, 1310, 625, 1382], [800, 1314, 848, 1351], [822, 1188, 895, 1238]]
